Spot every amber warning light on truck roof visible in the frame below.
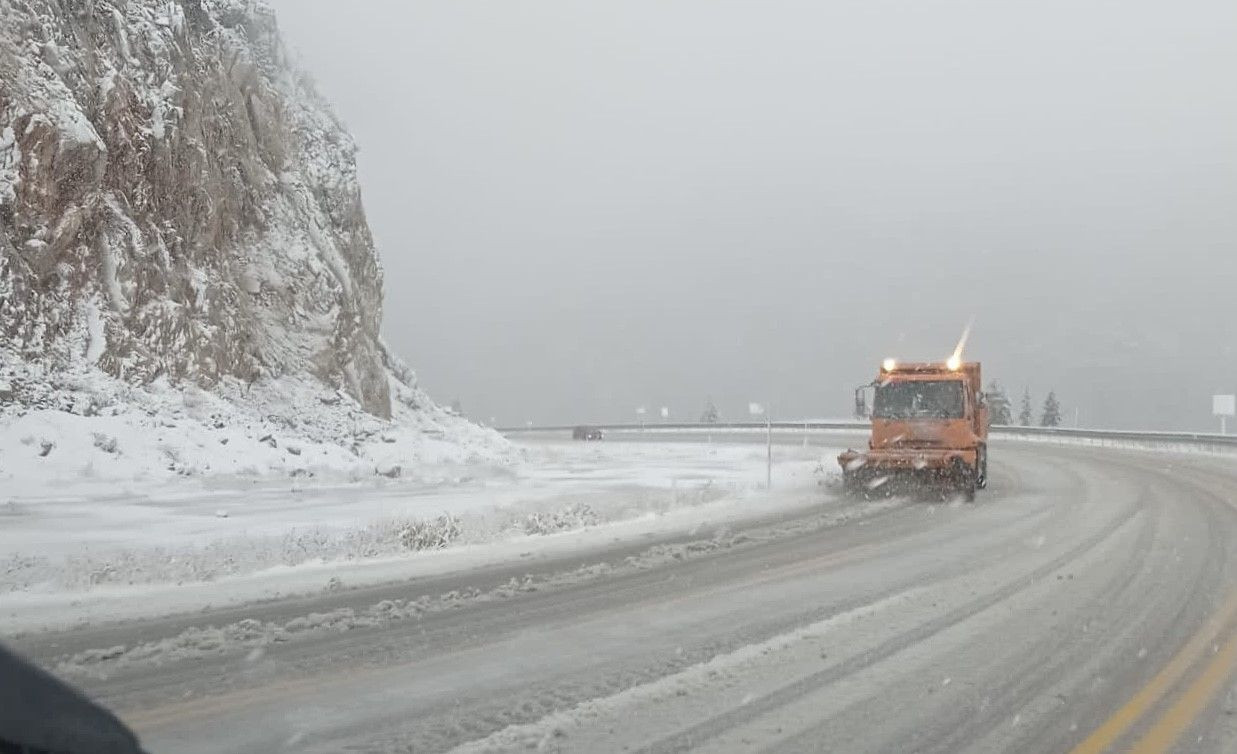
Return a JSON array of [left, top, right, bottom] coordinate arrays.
[[947, 320, 973, 371]]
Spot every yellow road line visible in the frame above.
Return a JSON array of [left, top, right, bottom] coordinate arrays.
[[1069, 590, 1237, 754], [1128, 627, 1237, 753]]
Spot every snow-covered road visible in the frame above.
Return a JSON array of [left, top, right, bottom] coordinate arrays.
[[9, 435, 1237, 753]]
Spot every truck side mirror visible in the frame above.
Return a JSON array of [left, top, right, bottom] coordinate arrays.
[[854, 384, 873, 419]]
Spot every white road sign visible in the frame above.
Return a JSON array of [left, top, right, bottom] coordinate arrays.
[[1214, 395, 1235, 416], [1215, 395, 1235, 434]]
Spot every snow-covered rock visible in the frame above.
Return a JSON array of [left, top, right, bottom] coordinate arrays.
[[0, 0, 510, 481]]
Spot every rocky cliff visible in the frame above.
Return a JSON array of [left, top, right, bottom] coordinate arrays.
[[0, 0, 398, 414], [0, 0, 508, 482]]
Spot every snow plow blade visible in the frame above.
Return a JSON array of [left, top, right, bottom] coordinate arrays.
[[839, 448, 980, 499]]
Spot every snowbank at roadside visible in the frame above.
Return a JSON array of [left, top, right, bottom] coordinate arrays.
[[0, 439, 846, 634], [0, 365, 514, 499]]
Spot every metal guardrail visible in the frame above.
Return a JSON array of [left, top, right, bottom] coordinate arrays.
[[992, 425, 1237, 445], [499, 422, 1237, 451], [988, 425, 1237, 453], [498, 421, 866, 433]]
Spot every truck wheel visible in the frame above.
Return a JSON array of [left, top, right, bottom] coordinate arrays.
[[954, 458, 977, 502], [976, 444, 988, 490]]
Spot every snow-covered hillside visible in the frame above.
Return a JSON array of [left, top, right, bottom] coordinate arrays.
[[0, 0, 509, 482]]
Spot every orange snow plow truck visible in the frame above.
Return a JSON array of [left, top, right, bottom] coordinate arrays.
[[838, 360, 988, 500]]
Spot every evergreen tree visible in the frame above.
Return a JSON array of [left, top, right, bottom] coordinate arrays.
[[700, 398, 720, 424], [986, 381, 1013, 425], [449, 398, 464, 417], [1040, 391, 1062, 427], [1018, 388, 1034, 426]]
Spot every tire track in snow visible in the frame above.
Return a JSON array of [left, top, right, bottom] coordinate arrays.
[[447, 588, 929, 754], [635, 496, 1143, 753]]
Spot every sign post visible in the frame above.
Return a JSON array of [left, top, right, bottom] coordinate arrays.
[[749, 402, 771, 489], [1213, 395, 1235, 435], [636, 406, 647, 431]]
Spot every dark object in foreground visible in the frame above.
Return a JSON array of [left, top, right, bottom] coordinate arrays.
[[572, 425, 604, 441], [0, 643, 145, 754]]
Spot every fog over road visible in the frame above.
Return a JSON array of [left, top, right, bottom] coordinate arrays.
[[17, 437, 1237, 753]]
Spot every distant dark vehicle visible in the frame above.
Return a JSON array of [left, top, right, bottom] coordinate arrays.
[[572, 426, 604, 441]]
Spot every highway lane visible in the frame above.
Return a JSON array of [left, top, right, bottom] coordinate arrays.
[[18, 438, 1237, 753]]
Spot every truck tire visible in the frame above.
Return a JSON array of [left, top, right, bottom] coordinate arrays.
[[954, 458, 977, 502], [976, 444, 988, 490]]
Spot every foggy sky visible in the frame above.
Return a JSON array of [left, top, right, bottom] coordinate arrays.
[[269, 0, 1237, 431]]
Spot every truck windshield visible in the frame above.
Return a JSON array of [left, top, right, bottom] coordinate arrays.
[[873, 379, 965, 419]]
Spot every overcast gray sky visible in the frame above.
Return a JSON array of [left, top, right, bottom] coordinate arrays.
[[269, 0, 1236, 430]]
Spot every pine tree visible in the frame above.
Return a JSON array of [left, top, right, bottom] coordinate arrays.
[[1018, 388, 1033, 426], [1040, 390, 1062, 427], [986, 381, 1013, 425], [449, 398, 464, 417], [700, 398, 720, 424]]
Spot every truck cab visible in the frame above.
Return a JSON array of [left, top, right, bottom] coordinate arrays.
[[840, 360, 988, 500]]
